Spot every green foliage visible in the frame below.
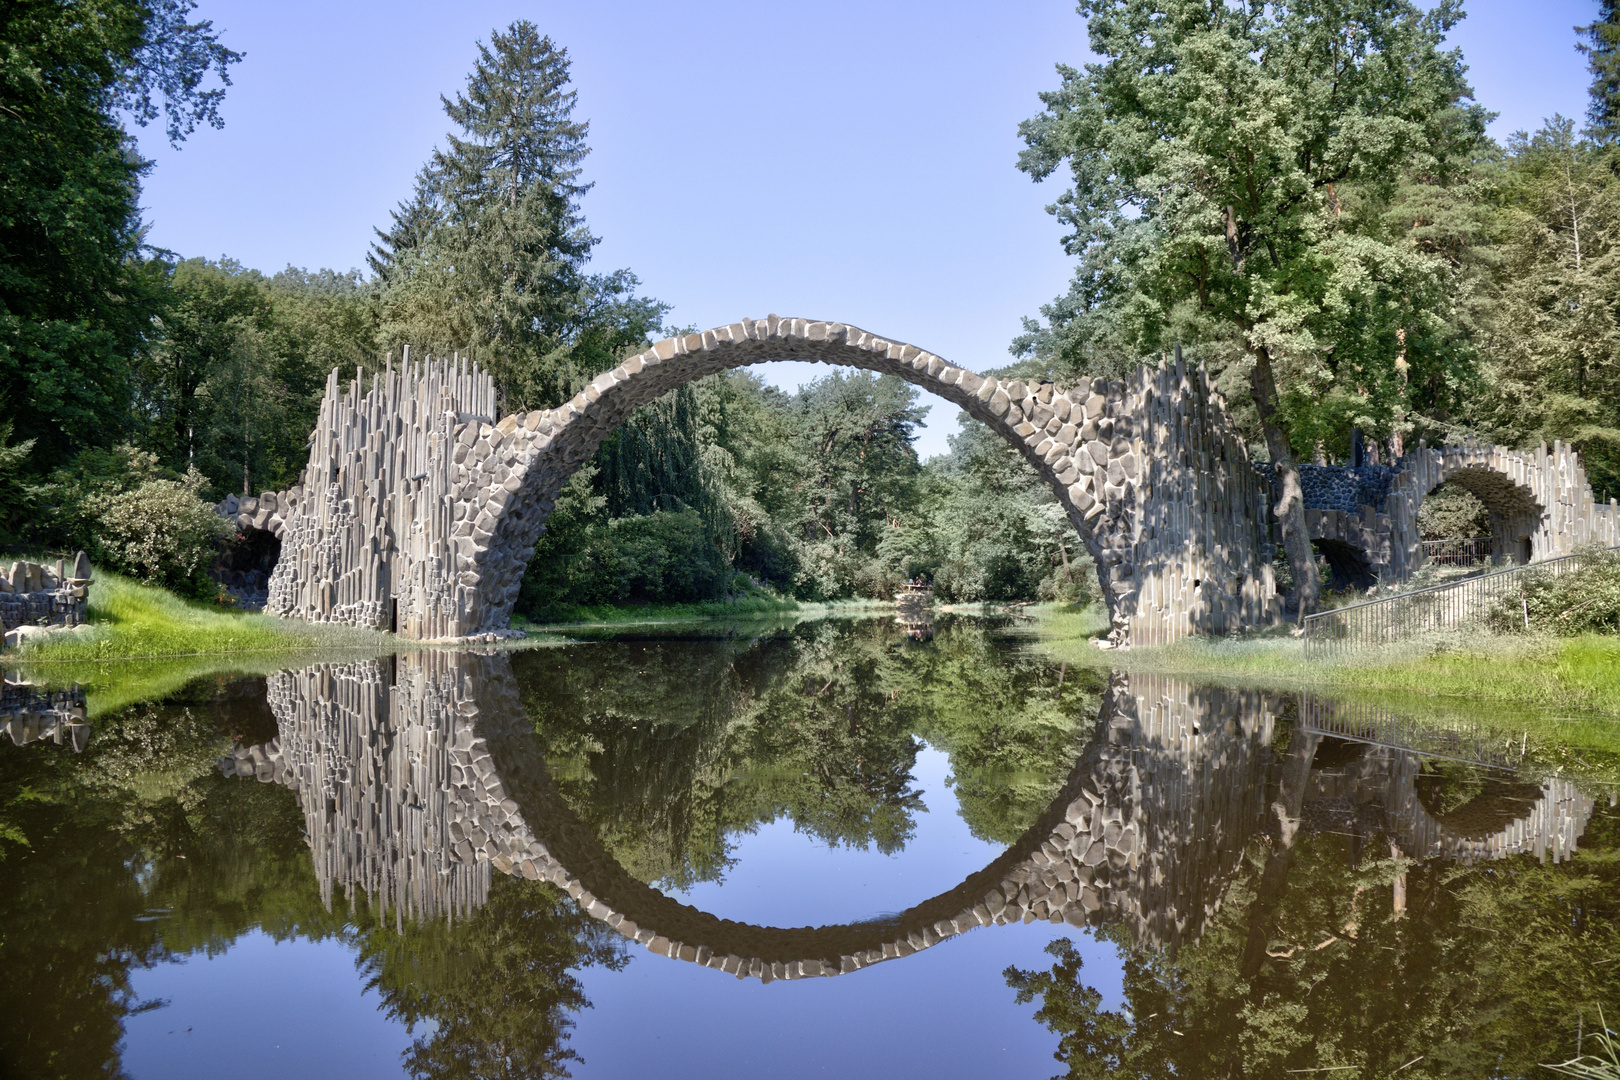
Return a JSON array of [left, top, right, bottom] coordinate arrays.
[[1013, 0, 1486, 455], [1013, 0, 1488, 611], [512, 615, 1100, 886], [919, 420, 1098, 605], [1487, 548, 1620, 637], [10, 567, 383, 662], [783, 371, 927, 599], [1005, 803, 1620, 1079], [1, 0, 152, 476], [88, 467, 230, 596], [355, 877, 628, 1080], [522, 506, 730, 610], [1415, 483, 1491, 541], [1036, 606, 1620, 727], [372, 21, 665, 414], [514, 366, 1097, 613], [1006, 938, 1137, 1078], [1468, 120, 1620, 502], [0, 0, 240, 501], [0, 420, 41, 544], [1580, 1, 1620, 143]]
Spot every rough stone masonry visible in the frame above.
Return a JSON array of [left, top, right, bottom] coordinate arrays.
[[262, 317, 1282, 645]]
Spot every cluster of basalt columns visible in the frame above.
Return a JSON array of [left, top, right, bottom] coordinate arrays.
[[264, 318, 1282, 646]]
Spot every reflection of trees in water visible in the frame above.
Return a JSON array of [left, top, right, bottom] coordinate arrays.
[[0, 683, 623, 1080], [511, 615, 1102, 888], [355, 874, 627, 1080], [1006, 781, 1620, 1079]]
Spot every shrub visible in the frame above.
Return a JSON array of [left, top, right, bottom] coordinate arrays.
[[1417, 483, 1491, 540], [519, 507, 730, 612], [1486, 546, 1620, 636], [90, 469, 230, 598]]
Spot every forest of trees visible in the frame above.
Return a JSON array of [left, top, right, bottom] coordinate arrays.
[[3, 0, 1618, 612]]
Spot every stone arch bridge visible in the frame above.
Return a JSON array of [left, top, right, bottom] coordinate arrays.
[[248, 317, 1281, 646], [231, 318, 1618, 643], [220, 652, 1596, 979], [1298, 443, 1619, 584]]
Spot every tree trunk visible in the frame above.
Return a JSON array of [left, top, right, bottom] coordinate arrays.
[[1249, 346, 1321, 618], [1241, 728, 1321, 981]]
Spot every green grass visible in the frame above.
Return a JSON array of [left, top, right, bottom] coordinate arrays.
[[515, 595, 904, 631], [1027, 604, 1620, 786], [8, 569, 387, 663], [1032, 604, 1620, 717]]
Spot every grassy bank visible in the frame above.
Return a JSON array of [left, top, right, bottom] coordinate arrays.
[[516, 595, 901, 631], [9, 570, 386, 663], [1032, 605, 1620, 719]]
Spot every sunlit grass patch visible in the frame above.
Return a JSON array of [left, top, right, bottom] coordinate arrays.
[[8, 569, 386, 663], [517, 594, 843, 631], [1031, 605, 1620, 718]]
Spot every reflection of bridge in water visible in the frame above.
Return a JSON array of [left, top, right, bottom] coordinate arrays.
[[222, 654, 1597, 980]]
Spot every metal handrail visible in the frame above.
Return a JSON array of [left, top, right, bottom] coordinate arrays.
[[1419, 536, 1494, 565], [1301, 544, 1619, 656]]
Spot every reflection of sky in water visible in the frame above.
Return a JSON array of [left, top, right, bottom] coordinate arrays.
[[123, 931, 416, 1080], [120, 746, 1126, 1080], [573, 744, 1126, 1080]]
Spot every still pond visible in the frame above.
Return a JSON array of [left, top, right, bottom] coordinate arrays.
[[2, 614, 1617, 1079]]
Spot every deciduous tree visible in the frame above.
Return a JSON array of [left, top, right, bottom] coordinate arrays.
[[1017, 0, 1487, 613]]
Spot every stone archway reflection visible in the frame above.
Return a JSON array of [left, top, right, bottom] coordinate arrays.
[[221, 651, 1598, 980]]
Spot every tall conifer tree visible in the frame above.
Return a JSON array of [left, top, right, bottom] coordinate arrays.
[[1580, 1, 1620, 142], [373, 21, 654, 411]]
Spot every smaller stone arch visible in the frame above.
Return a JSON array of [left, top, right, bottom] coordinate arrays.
[[214, 489, 300, 610], [1298, 697, 1597, 865], [1300, 442, 1620, 583]]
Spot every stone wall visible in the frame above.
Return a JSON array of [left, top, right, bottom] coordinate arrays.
[[0, 553, 91, 644], [266, 319, 1282, 646]]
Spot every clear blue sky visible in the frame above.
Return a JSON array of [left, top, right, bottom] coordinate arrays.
[[132, 0, 1600, 459]]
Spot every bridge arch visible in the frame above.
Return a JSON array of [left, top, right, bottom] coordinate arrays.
[[266, 317, 1281, 645], [1300, 442, 1619, 583]]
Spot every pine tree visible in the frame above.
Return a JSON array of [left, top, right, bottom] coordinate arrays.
[[1579, 1, 1620, 142], [374, 21, 619, 410]]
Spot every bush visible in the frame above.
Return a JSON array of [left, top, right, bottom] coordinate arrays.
[[1417, 482, 1491, 540], [519, 507, 731, 613], [1486, 546, 1620, 636], [89, 470, 230, 598]]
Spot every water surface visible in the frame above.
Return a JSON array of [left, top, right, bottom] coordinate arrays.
[[2, 614, 1616, 1078]]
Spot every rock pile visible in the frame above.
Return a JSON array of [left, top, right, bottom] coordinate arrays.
[[215, 489, 298, 538], [0, 552, 91, 646], [1, 677, 89, 751]]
